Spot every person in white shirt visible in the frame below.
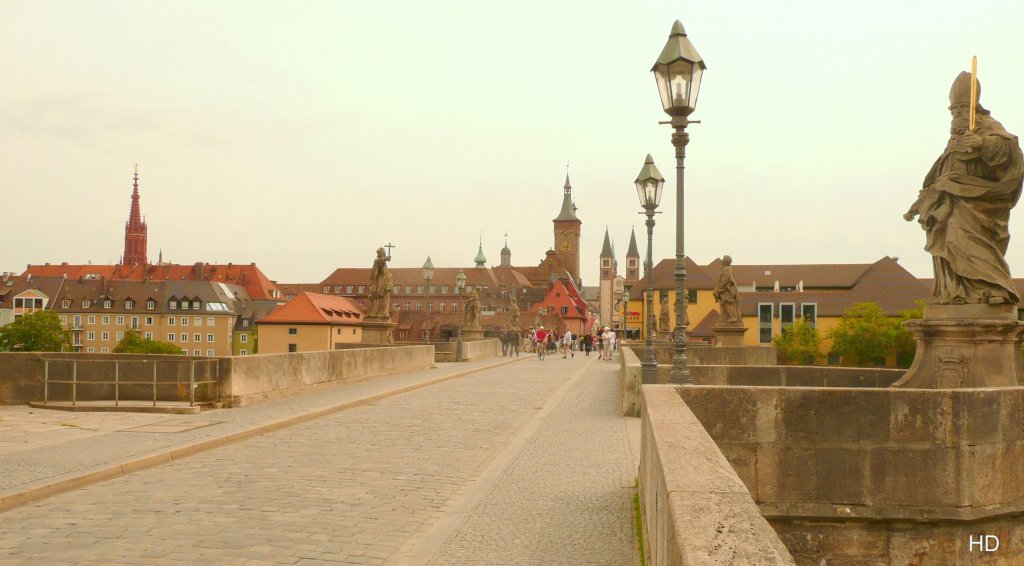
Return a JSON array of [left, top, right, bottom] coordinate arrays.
[[602, 327, 615, 360], [562, 329, 574, 358]]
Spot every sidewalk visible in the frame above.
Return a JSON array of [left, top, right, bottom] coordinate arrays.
[[0, 355, 524, 513]]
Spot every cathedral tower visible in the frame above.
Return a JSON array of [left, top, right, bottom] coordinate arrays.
[[599, 228, 616, 327], [626, 227, 640, 281], [122, 165, 148, 266], [553, 174, 582, 284]]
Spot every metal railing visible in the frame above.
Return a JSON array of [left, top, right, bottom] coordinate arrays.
[[41, 359, 220, 407]]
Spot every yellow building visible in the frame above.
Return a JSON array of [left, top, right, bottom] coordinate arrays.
[[637, 257, 930, 362], [258, 292, 364, 353]]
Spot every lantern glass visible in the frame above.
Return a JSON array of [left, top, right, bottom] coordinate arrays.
[[635, 178, 664, 209], [655, 59, 703, 116]]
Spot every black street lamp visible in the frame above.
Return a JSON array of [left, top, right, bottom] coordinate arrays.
[[635, 153, 665, 384], [652, 19, 705, 384], [422, 256, 434, 342], [455, 269, 467, 361]]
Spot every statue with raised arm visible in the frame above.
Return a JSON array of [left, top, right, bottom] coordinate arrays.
[[464, 287, 481, 328], [713, 255, 742, 324], [659, 291, 671, 333], [367, 247, 393, 319], [903, 71, 1024, 305]]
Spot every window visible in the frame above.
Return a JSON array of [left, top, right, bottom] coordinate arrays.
[[88, 316, 96, 325], [687, 289, 698, 303], [170, 300, 178, 310], [168, 317, 175, 326], [194, 334, 201, 342], [241, 319, 248, 328], [441, 285, 448, 294], [87, 332, 95, 341], [103, 299, 112, 309], [404, 301, 410, 311], [440, 303, 446, 312], [801, 303, 818, 327], [192, 301, 200, 310], [451, 302, 457, 312], [62, 299, 70, 308], [346, 285, 353, 293], [73, 315, 81, 328], [416, 303, 422, 311], [87, 347, 95, 353], [405, 285, 412, 293], [602, 259, 611, 268], [102, 315, 110, 325], [146, 299, 156, 310], [417, 285, 424, 294], [323, 285, 331, 293], [145, 332, 153, 340], [101, 347, 109, 353], [116, 332, 124, 341], [240, 334, 248, 343], [288, 328, 297, 335], [145, 316, 153, 325], [393, 285, 400, 294], [116, 315, 125, 325], [561, 306, 569, 315], [758, 303, 773, 344], [168, 334, 175, 342], [207, 334, 214, 342], [206, 349, 214, 356], [181, 333, 188, 342], [780, 303, 795, 334], [429, 285, 436, 294], [288, 344, 297, 353], [181, 317, 189, 326], [194, 349, 201, 356], [207, 317, 215, 326], [101, 332, 109, 341], [82, 300, 90, 309], [357, 285, 365, 293], [240, 349, 248, 355], [427, 302, 434, 312], [126, 299, 134, 310], [60, 315, 67, 325], [131, 316, 139, 329]]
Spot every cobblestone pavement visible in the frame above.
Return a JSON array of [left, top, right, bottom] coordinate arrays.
[[0, 354, 639, 565], [0, 357, 511, 496]]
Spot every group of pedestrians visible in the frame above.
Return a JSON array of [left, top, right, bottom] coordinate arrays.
[[509, 325, 619, 362]]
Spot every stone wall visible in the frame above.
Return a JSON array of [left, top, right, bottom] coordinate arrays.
[[0, 352, 209, 404], [430, 339, 500, 362], [218, 345, 434, 407], [624, 342, 778, 366], [639, 385, 795, 565], [679, 385, 1024, 564], [620, 347, 641, 417]]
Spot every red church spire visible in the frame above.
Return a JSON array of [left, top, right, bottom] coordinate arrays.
[[122, 163, 148, 266]]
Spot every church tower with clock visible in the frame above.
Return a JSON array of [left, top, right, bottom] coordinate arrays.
[[553, 174, 582, 285]]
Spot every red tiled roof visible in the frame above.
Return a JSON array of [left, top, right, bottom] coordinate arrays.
[[704, 257, 873, 289], [24, 262, 281, 301], [259, 293, 364, 325]]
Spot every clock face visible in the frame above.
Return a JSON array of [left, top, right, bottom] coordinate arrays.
[[559, 241, 572, 253]]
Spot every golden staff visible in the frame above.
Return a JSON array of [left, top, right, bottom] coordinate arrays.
[[970, 55, 978, 132]]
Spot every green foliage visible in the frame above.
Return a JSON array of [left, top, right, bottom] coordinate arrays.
[[0, 311, 71, 352], [773, 319, 824, 365], [114, 330, 184, 355], [894, 300, 924, 368], [828, 302, 908, 367]]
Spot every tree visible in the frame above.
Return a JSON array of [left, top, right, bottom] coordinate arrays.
[[0, 311, 71, 352], [114, 330, 184, 355], [827, 302, 902, 367], [773, 319, 824, 365]]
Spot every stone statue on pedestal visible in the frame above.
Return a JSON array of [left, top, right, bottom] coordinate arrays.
[[904, 72, 1024, 305], [509, 293, 520, 329], [713, 255, 742, 325], [894, 70, 1024, 388], [367, 247, 393, 319], [464, 288, 481, 329], [658, 291, 670, 334]]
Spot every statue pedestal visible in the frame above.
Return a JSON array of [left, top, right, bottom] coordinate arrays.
[[462, 327, 484, 341], [361, 318, 397, 345], [712, 324, 747, 347], [892, 303, 1024, 388]]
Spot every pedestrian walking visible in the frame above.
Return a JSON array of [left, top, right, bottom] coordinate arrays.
[[583, 334, 592, 356], [562, 329, 573, 358], [602, 327, 614, 360], [511, 330, 520, 357]]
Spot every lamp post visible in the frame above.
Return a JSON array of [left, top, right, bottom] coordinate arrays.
[[652, 19, 705, 384], [635, 154, 665, 384], [455, 269, 467, 361], [422, 256, 434, 343]]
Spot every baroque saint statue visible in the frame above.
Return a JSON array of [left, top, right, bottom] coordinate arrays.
[[464, 287, 481, 328], [904, 71, 1024, 304], [713, 255, 742, 324], [367, 247, 393, 319], [509, 292, 520, 329], [659, 291, 671, 332]]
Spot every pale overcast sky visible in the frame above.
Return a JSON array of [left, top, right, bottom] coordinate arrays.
[[3, 1, 1024, 287]]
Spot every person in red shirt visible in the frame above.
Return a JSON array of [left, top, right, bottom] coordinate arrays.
[[535, 326, 549, 360]]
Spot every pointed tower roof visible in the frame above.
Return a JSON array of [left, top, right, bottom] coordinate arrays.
[[474, 237, 487, 267], [128, 164, 143, 227], [554, 173, 581, 222], [600, 228, 613, 258], [626, 227, 639, 258], [501, 231, 510, 255]]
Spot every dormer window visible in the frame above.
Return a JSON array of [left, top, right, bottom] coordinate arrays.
[[146, 299, 156, 310], [62, 299, 71, 308], [170, 299, 178, 310], [82, 299, 90, 309], [323, 285, 330, 293], [192, 300, 201, 310], [125, 299, 134, 310]]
